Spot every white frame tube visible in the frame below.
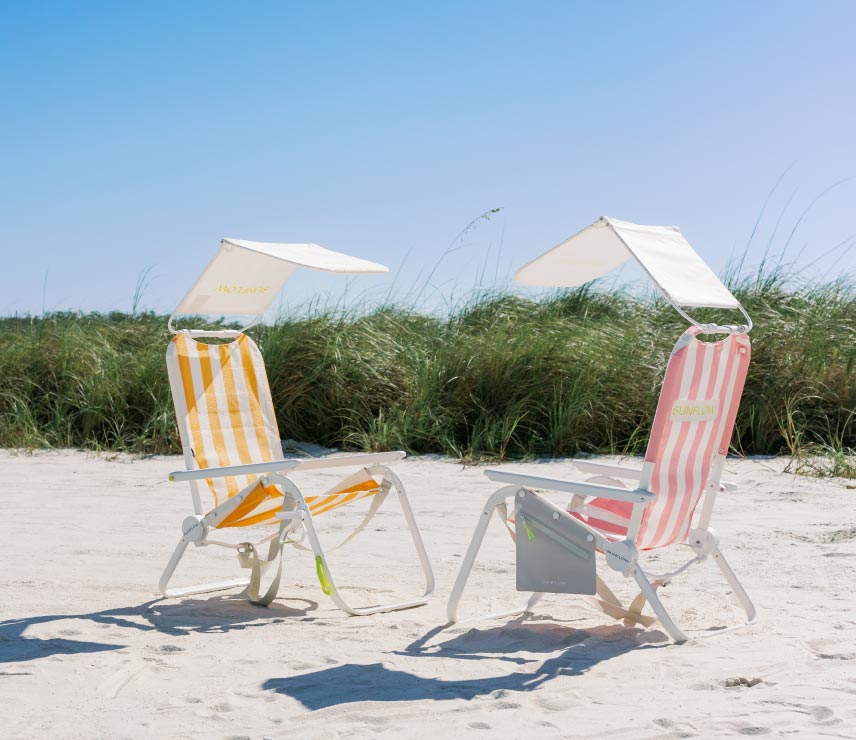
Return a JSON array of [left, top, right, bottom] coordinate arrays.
[[169, 451, 406, 482]]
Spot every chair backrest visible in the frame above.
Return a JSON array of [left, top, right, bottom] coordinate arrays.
[[635, 327, 751, 549], [166, 332, 283, 511]]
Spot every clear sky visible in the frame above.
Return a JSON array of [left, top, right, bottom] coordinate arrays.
[[1, 1, 854, 317]]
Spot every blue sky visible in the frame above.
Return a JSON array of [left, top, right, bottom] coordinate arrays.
[[1, 1, 854, 316]]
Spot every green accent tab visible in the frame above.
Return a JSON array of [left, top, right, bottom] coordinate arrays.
[[524, 520, 535, 540], [315, 555, 332, 595], [168, 475, 175, 482]]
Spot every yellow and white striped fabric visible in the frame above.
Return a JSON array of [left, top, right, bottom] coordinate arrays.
[[166, 332, 380, 528]]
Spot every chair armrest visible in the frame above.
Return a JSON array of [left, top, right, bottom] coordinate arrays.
[[169, 451, 406, 482], [571, 460, 643, 480], [484, 469, 654, 505]]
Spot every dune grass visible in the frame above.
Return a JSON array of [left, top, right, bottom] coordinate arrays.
[[2, 278, 855, 472]]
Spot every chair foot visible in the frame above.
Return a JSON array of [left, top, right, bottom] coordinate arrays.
[[710, 545, 757, 628], [630, 567, 689, 643], [158, 537, 251, 598], [628, 542, 757, 643], [333, 595, 431, 617], [161, 577, 251, 598], [446, 486, 538, 623], [298, 468, 435, 616], [451, 592, 545, 625]]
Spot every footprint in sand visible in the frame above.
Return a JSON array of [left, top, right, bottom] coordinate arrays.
[[806, 638, 856, 661], [724, 677, 763, 688], [533, 693, 584, 712], [158, 644, 184, 653], [492, 701, 522, 710], [96, 666, 142, 699], [808, 705, 838, 725], [691, 681, 719, 691], [286, 660, 318, 670]]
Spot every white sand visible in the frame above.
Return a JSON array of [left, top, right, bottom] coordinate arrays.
[[2, 451, 855, 739]]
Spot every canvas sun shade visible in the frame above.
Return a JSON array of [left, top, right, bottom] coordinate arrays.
[[171, 239, 388, 323], [515, 216, 741, 311]]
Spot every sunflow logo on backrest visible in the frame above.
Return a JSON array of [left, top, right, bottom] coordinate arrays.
[[670, 399, 718, 422], [216, 284, 272, 295]]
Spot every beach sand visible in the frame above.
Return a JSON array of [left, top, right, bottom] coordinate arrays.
[[2, 451, 855, 739]]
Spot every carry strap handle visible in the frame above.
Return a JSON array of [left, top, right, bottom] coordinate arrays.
[[237, 538, 284, 607]]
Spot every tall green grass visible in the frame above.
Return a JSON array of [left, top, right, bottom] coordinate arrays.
[[2, 278, 856, 470]]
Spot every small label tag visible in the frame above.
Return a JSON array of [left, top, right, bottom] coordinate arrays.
[[216, 283, 272, 295], [671, 399, 718, 422]]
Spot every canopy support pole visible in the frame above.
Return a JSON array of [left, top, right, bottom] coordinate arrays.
[[669, 301, 753, 335], [167, 312, 263, 336]]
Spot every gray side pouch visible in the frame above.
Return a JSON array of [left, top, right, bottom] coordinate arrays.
[[515, 490, 596, 594]]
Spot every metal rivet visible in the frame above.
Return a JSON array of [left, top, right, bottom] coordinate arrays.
[[586, 535, 594, 542], [518, 491, 525, 498], [552, 512, 560, 520]]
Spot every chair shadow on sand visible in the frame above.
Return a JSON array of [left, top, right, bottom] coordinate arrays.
[[262, 616, 669, 709], [0, 595, 319, 663]]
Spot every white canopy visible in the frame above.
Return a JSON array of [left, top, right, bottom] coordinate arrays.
[[173, 239, 389, 318], [514, 216, 739, 309]]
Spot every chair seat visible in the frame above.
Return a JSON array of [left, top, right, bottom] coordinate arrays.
[[571, 499, 634, 542], [210, 468, 384, 529], [217, 480, 284, 528]]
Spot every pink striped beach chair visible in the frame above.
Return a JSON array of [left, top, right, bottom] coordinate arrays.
[[447, 217, 757, 642]]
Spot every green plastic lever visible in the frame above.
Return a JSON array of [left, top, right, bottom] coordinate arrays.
[[315, 555, 332, 595], [524, 519, 535, 540]]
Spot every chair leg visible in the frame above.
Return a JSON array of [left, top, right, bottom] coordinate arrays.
[[159, 482, 281, 600], [711, 545, 757, 626], [629, 566, 689, 643], [627, 531, 757, 643], [158, 537, 250, 598], [289, 468, 435, 616], [446, 486, 543, 623], [374, 467, 435, 606]]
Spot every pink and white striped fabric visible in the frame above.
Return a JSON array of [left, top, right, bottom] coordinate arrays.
[[573, 327, 751, 550]]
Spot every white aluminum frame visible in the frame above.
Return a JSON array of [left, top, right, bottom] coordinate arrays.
[[446, 458, 756, 643], [160, 454, 435, 615]]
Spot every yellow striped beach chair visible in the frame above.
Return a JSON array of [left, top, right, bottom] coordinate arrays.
[[159, 239, 434, 614]]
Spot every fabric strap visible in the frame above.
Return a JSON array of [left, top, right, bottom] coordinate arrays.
[[285, 482, 391, 554], [578, 576, 658, 629], [235, 482, 391, 606], [237, 538, 284, 607]]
